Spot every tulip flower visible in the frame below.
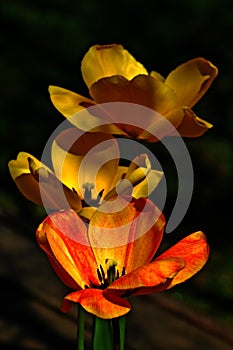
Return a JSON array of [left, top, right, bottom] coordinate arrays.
[[8, 128, 163, 212], [49, 44, 218, 141], [36, 200, 209, 319]]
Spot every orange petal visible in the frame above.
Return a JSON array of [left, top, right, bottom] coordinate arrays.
[[165, 58, 218, 107], [138, 107, 185, 142], [61, 288, 131, 318], [155, 231, 209, 288], [81, 44, 148, 89], [37, 210, 100, 288], [37, 223, 80, 289], [51, 128, 120, 200], [88, 197, 165, 276], [90, 75, 177, 115], [176, 108, 213, 137], [108, 257, 185, 295], [49, 85, 95, 117]]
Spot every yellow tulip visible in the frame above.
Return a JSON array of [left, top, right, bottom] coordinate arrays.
[[49, 44, 218, 141]]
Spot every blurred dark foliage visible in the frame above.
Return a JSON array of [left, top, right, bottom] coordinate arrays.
[[1, 0, 232, 324]]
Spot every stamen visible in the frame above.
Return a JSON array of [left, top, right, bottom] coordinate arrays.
[[97, 268, 103, 283], [96, 260, 126, 289], [99, 264, 105, 279], [105, 259, 118, 285]]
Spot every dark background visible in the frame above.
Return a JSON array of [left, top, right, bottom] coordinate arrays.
[[1, 0, 232, 347]]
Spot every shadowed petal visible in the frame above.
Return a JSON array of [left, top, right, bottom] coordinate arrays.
[[176, 108, 213, 137], [81, 44, 148, 89], [61, 288, 131, 319], [90, 75, 177, 115], [155, 231, 209, 288]]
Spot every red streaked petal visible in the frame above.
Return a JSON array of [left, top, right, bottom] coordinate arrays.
[[61, 288, 131, 319], [36, 210, 100, 288], [88, 197, 165, 275], [155, 231, 209, 288], [108, 257, 185, 294]]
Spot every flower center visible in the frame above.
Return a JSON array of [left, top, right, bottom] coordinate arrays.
[[82, 182, 104, 207], [97, 259, 126, 288]]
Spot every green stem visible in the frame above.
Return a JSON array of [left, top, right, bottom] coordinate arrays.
[[77, 305, 85, 350], [112, 316, 126, 350], [119, 315, 126, 350], [93, 317, 114, 350]]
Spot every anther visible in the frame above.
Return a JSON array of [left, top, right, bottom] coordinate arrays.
[[97, 268, 103, 283]]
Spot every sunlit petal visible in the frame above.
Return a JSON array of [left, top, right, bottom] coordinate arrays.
[[104, 154, 163, 200], [49, 85, 95, 117], [8, 152, 81, 210], [88, 197, 165, 275], [150, 70, 165, 81], [61, 288, 131, 318], [37, 222, 80, 290], [81, 44, 148, 89], [37, 210, 100, 288], [108, 257, 185, 294], [165, 58, 218, 107], [132, 170, 164, 198], [155, 231, 209, 288], [51, 128, 120, 200]]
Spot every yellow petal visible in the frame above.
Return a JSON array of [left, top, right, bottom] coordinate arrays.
[[51, 128, 120, 200], [78, 206, 97, 222], [103, 154, 163, 201], [8, 152, 82, 210], [132, 170, 164, 198], [165, 58, 218, 107], [63, 102, 128, 135], [81, 44, 148, 89], [124, 154, 163, 198], [150, 70, 165, 81], [49, 85, 95, 117], [9, 151, 42, 179]]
